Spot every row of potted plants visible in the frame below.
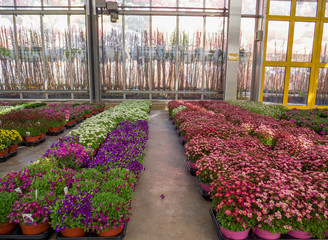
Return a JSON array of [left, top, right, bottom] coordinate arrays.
[[0, 102, 47, 115], [168, 100, 328, 239], [0, 100, 151, 238], [0, 129, 22, 157]]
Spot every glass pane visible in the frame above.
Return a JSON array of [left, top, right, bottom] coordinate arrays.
[[99, 15, 123, 92], [125, 0, 148, 10], [321, 23, 328, 63], [263, 66, 285, 104], [152, 0, 176, 11], [206, 0, 226, 9], [266, 21, 289, 61], [269, 0, 291, 16], [178, 16, 203, 92], [16, 15, 45, 90], [292, 22, 315, 62], [44, 0, 68, 9], [43, 15, 69, 90], [288, 67, 310, 105], [0, 16, 17, 90], [179, 0, 203, 11], [125, 15, 150, 92], [16, 0, 41, 9], [296, 0, 317, 17], [152, 16, 177, 91], [204, 17, 225, 92], [242, 0, 256, 14], [0, 0, 14, 9], [71, 0, 86, 6], [71, 15, 87, 90], [238, 18, 255, 100], [315, 68, 328, 106]]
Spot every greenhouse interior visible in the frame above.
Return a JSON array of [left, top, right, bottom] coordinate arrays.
[[1, 0, 328, 239]]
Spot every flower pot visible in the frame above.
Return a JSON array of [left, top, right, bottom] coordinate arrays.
[[288, 230, 311, 239], [65, 120, 75, 126], [0, 222, 17, 235], [40, 133, 46, 139], [61, 227, 86, 237], [0, 148, 9, 157], [253, 227, 281, 240], [200, 181, 211, 193], [219, 225, 250, 240], [20, 222, 50, 235], [84, 113, 92, 118], [92, 110, 98, 114], [9, 144, 18, 153], [97, 226, 124, 237], [181, 136, 187, 142], [49, 127, 59, 132], [59, 125, 65, 130], [25, 136, 39, 143], [188, 161, 198, 170], [99, 107, 105, 111]]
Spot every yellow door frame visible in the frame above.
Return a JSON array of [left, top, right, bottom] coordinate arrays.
[[261, 0, 328, 109]]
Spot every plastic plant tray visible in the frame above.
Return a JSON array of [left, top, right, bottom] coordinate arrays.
[[56, 222, 128, 240], [20, 137, 46, 147], [209, 209, 318, 240], [184, 157, 197, 176], [0, 150, 18, 163], [47, 128, 65, 136], [0, 227, 53, 240], [196, 177, 212, 201]]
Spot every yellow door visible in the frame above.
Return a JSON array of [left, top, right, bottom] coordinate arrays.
[[261, 0, 328, 109]]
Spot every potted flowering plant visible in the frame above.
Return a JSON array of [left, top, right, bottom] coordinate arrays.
[[8, 130, 22, 152], [9, 191, 51, 235], [0, 129, 10, 156], [91, 192, 130, 237], [0, 191, 19, 234], [50, 194, 92, 237]]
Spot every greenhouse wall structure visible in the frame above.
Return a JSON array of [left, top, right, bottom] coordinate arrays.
[[0, 0, 263, 102]]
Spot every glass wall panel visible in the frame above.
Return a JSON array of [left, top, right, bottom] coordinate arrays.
[[296, 0, 317, 17], [0, 15, 17, 90], [0, 0, 14, 9], [71, 0, 86, 6], [178, 16, 203, 93], [242, 0, 256, 14], [125, 15, 150, 96], [266, 21, 289, 61], [315, 68, 328, 106], [99, 15, 123, 92], [179, 0, 202, 10], [263, 66, 285, 103], [292, 22, 315, 62], [288, 67, 310, 105], [321, 23, 328, 63], [238, 18, 255, 100], [204, 17, 225, 92], [206, 0, 226, 9], [152, 0, 176, 11], [43, 15, 69, 90], [16, 0, 41, 10], [152, 16, 177, 94], [16, 15, 45, 90], [71, 15, 88, 90], [43, 0, 68, 10], [269, 0, 291, 16]]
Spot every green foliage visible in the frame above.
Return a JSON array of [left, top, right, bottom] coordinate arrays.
[[0, 192, 19, 224], [172, 105, 186, 118]]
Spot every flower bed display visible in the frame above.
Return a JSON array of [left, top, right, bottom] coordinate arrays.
[[0, 100, 150, 239], [169, 100, 328, 239]]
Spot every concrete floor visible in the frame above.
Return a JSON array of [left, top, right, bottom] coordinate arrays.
[[125, 111, 217, 240], [0, 111, 217, 239]]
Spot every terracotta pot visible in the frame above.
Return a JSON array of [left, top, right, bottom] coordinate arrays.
[[25, 136, 39, 143], [219, 225, 250, 240], [61, 227, 86, 237], [99, 107, 105, 111], [97, 226, 123, 237], [49, 127, 59, 132], [20, 222, 50, 235], [59, 125, 65, 130], [0, 222, 17, 235], [9, 144, 18, 153], [253, 227, 281, 239], [0, 148, 9, 157], [65, 120, 75, 126], [39, 133, 46, 139], [84, 113, 92, 118], [288, 230, 311, 239], [92, 110, 98, 114]]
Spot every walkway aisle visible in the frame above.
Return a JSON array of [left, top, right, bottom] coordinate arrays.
[[125, 111, 217, 240]]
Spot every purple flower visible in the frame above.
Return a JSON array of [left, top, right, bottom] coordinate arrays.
[[161, 194, 165, 199]]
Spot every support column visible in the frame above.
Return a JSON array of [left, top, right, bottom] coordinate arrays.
[[224, 0, 242, 101], [87, 0, 101, 103]]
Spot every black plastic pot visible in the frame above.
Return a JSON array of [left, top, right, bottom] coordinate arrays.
[[196, 177, 212, 201]]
